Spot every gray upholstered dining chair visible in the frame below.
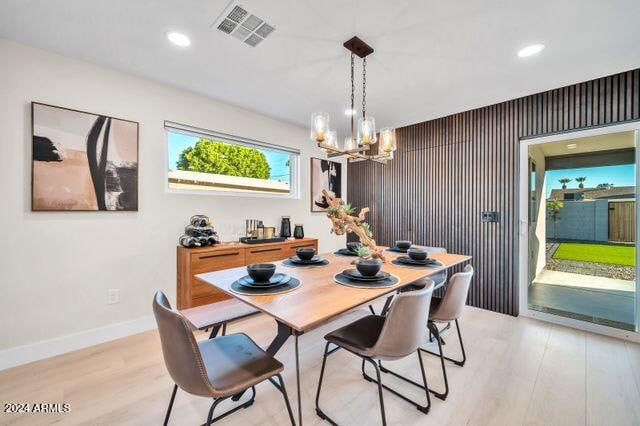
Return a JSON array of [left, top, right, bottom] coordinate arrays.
[[152, 292, 295, 425], [315, 280, 435, 425], [423, 265, 474, 400], [369, 245, 447, 316]]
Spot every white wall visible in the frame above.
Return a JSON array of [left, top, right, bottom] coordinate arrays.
[[0, 39, 346, 364]]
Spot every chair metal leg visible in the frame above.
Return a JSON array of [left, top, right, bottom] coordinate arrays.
[[221, 322, 227, 336], [423, 319, 466, 366], [369, 305, 376, 315], [367, 357, 387, 426], [365, 353, 431, 414], [270, 374, 296, 425], [423, 322, 449, 400], [203, 386, 256, 425], [163, 384, 178, 426]]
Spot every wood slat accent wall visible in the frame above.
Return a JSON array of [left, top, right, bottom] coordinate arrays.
[[348, 69, 640, 316]]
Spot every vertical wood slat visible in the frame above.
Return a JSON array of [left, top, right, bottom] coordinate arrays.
[[347, 68, 640, 316]]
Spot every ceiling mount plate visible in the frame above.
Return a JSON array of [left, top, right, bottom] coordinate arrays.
[[343, 36, 374, 58]]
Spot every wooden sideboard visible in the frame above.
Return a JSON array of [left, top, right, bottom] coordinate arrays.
[[177, 237, 318, 309]]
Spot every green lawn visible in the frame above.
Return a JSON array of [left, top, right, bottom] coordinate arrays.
[[553, 243, 636, 266]]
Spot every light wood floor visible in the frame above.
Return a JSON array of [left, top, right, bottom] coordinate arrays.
[[1, 301, 639, 425]]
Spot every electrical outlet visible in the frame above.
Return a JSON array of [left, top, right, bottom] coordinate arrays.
[[108, 289, 120, 305]]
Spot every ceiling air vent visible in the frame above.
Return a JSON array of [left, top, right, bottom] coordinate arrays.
[[213, 3, 275, 47]]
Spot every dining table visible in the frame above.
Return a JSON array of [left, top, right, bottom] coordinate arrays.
[[196, 247, 472, 425]]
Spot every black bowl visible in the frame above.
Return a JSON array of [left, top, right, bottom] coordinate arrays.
[[296, 247, 316, 261], [247, 263, 276, 283], [407, 247, 428, 261], [395, 240, 412, 250], [355, 259, 382, 277], [347, 242, 362, 253]]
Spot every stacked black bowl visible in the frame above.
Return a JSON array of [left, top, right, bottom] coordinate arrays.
[[178, 215, 220, 247]]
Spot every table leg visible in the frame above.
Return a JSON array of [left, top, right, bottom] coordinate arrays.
[[295, 333, 302, 425], [264, 319, 304, 425], [267, 320, 294, 355]]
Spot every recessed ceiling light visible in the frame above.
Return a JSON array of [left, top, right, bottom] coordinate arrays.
[[167, 32, 191, 47], [517, 43, 545, 58], [344, 108, 357, 116], [567, 143, 578, 149]]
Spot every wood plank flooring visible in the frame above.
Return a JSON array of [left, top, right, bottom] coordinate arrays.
[[0, 302, 639, 425]]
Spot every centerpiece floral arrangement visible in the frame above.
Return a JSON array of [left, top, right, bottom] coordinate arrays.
[[322, 189, 387, 262]]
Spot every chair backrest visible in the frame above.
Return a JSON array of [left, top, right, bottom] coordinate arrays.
[[371, 280, 434, 360], [430, 265, 474, 322], [424, 246, 447, 254], [152, 292, 215, 397]]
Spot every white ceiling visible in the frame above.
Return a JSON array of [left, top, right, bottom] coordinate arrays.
[[1, 0, 639, 139]]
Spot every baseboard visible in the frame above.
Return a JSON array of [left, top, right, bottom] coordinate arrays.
[[0, 315, 156, 371]]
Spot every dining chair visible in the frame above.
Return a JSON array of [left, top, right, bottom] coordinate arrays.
[[152, 292, 295, 425], [423, 265, 474, 400], [315, 280, 435, 425]]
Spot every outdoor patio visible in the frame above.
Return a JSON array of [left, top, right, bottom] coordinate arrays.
[[528, 243, 636, 330]]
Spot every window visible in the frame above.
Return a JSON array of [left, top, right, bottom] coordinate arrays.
[[165, 122, 299, 198]]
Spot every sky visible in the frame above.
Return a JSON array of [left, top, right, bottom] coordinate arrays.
[[545, 164, 636, 197], [167, 132, 291, 183]]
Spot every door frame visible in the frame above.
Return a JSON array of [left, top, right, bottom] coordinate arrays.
[[518, 121, 640, 342]]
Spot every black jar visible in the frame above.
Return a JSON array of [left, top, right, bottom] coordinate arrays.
[[293, 224, 304, 239], [280, 216, 291, 238]]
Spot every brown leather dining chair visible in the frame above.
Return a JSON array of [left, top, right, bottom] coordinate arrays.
[[152, 292, 295, 425], [315, 280, 435, 425]]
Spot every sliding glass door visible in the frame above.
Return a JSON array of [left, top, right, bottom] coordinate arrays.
[[520, 124, 640, 336]]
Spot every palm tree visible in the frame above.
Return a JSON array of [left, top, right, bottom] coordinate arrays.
[[575, 176, 587, 189], [558, 178, 572, 190]]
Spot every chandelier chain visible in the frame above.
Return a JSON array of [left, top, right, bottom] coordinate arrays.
[[362, 56, 367, 119], [350, 52, 355, 141]]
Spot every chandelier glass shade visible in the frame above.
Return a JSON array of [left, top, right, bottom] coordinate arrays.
[[357, 117, 376, 145], [379, 127, 397, 152], [310, 112, 329, 143]]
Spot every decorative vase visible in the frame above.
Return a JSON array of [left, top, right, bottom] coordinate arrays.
[[293, 224, 304, 239], [280, 216, 291, 238]]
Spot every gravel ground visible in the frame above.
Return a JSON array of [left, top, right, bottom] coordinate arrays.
[[545, 243, 635, 281]]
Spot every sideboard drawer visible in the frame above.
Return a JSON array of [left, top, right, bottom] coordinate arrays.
[[246, 246, 287, 264], [192, 249, 246, 274]]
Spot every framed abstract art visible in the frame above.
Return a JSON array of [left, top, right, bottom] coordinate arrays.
[[310, 157, 342, 212], [31, 102, 139, 211]]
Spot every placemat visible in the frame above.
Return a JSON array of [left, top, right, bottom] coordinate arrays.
[[333, 248, 358, 257], [333, 273, 399, 289], [282, 258, 330, 268], [230, 277, 301, 296], [391, 259, 444, 269]]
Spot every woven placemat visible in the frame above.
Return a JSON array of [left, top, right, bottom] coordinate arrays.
[[333, 273, 399, 289], [230, 277, 301, 296]]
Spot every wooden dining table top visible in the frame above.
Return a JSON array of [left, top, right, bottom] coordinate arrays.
[[196, 249, 471, 333]]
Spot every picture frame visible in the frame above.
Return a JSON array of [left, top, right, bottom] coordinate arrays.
[[31, 102, 139, 211], [310, 157, 342, 212]]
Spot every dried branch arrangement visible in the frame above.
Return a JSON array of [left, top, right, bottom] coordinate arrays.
[[323, 189, 387, 262]]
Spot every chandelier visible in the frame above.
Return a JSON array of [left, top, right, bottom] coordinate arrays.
[[310, 37, 397, 164]]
